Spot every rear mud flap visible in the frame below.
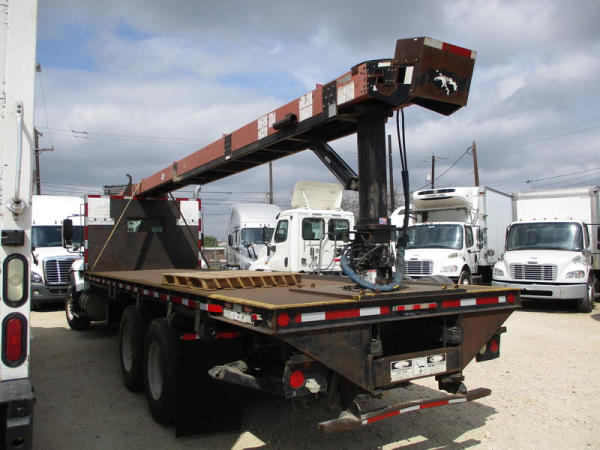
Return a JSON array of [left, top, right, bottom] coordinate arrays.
[[176, 339, 244, 437]]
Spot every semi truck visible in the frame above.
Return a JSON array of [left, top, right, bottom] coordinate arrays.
[[250, 181, 354, 273], [492, 186, 599, 312], [31, 195, 84, 306], [400, 187, 512, 284], [225, 203, 280, 269], [66, 37, 519, 434], [0, 0, 37, 448]]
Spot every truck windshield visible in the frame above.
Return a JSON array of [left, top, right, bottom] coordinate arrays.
[[506, 222, 583, 251], [32, 225, 84, 248], [406, 224, 463, 250], [241, 227, 274, 244]]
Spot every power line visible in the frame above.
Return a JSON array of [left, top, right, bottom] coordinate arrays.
[[526, 166, 600, 184], [35, 64, 54, 149], [36, 126, 213, 145], [506, 124, 600, 149]]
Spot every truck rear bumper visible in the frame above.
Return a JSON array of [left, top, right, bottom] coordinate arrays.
[[492, 280, 586, 300], [31, 282, 68, 305], [0, 379, 34, 450], [318, 386, 490, 433]]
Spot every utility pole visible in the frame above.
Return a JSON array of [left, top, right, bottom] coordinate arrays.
[[387, 134, 395, 213], [471, 140, 480, 187], [33, 128, 54, 195], [268, 162, 273, 204], [430, 154, 435, 188]]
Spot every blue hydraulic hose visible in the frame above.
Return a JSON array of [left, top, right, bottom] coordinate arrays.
[[340, 244, 406, 292]]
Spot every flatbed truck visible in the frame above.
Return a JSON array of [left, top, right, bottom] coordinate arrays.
[[67, 37, 520, 434]]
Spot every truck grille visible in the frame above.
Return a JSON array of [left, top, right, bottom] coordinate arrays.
[[406, 260, 433, 276], [509, 263, 557, 281], [43, 258, 76, 285]]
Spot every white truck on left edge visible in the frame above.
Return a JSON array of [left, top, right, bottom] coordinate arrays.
[[0, 0, 37, 447], [31, 195, 84, 307]]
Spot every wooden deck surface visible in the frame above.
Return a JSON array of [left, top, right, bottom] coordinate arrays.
[[88, 269, 516, 310]]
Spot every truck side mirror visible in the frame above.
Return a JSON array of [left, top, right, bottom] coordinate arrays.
[[262, 226, 270, 245], [62, 219, 73, 244], [228, 234, 233, 247]]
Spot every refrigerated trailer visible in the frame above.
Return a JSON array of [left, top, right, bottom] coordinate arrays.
[[67, 37, 519, 433]]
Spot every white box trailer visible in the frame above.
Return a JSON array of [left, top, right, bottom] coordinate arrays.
[[0, 0, 37, 447], [492, 186, 600, 312], [402, 186, 512, 283]]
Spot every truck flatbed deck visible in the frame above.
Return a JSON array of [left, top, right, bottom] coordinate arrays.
[[87, 269, 518, 336]]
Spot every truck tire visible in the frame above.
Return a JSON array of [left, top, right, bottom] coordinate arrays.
[[119, 306, 145, 392], [143, 318, 178, 424], [577, 277, 594, 313], [458, 270, 472, 285], [65, 295, 90, 331]]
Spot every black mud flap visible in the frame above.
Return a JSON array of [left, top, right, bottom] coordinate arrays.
[[176, 338, 244, 437]]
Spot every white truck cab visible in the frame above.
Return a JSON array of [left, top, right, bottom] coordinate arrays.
[[226, 203, 281, 269], [492, 186, 599, 312], [31, 195, 84, 306], [402, 187, 512, 284], [250, 181, 354, 273]]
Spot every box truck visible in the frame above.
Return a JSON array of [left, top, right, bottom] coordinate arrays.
[[492, 186, 599, 312], [31, 195, 84, 306], [400, 187, 512, 284]]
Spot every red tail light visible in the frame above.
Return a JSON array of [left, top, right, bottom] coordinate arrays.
[[289, 369, 305, 389], [3, 314, 26, 366], [489, 337, 499, 354], [277, 313, 290, 327]]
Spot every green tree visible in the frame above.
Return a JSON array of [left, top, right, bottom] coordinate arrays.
[[202, 234, 218, 247]]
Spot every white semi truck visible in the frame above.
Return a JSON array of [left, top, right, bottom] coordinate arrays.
[[401, 187, 512, 284], [0, 0, 37, 447], [492, 186, 599, 312], [225, 203, 280, 269], [31, 195, 84, 306], [250, 181, 354, 273]]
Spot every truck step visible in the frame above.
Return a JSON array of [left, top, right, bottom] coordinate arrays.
[[162, 270, 301, 291]]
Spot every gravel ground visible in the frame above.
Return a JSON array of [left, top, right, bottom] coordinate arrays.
[[30, 300, 600, 449]]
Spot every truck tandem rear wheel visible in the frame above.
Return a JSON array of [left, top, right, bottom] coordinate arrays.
[[143, 318, 178, 424], [119, 306, 145, 392]]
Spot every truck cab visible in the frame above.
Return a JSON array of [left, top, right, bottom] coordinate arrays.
[[492, 186, 600, 312], [30, 195, 84, 306], [492, 220, 595, 310], [405, 221, 481, 284], [250, 181, 354, 273], [226, 204, 280, 269]]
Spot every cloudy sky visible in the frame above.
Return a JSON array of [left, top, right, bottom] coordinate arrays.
[[34, 0, 600, 239]]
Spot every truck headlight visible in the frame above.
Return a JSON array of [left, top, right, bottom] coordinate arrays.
[[440, 265, 458, 273], [566, 270, 585, 279], [493, 267, 504, 277], [31, 272, 43, 283]]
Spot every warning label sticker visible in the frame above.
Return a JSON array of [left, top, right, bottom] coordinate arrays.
[[390, 353, 447, 382]]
